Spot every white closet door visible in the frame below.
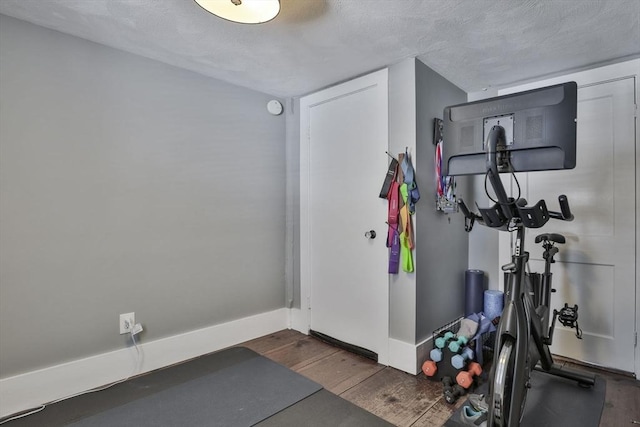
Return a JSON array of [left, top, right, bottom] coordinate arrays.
[[300, 69, 389, 364], [501, 75, 636, 372]]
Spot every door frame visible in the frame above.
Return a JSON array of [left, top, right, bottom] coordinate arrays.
[[497, 59, 639, 378], [294, 69, 390, 365]]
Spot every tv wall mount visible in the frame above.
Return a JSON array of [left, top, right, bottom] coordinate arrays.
[[483, 114, 514, 148]]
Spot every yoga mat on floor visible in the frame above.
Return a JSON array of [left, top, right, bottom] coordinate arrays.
[[465, 269, 485, 317], [256, 389, 394, 427], [69, 349, 323, 427], [445, 370, 606, 427]]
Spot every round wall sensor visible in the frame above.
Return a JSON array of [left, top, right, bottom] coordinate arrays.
[[267, 100, 283, 116]]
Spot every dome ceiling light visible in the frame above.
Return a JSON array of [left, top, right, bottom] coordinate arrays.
[[194, 0, 281, 24]]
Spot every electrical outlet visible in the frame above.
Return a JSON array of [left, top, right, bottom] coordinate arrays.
[[119, 312, 135, 335]]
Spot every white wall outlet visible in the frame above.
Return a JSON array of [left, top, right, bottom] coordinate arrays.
[[119, 312, 135, 335]]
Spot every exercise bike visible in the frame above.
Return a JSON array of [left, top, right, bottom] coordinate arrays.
[[458, 125, 596, 426]]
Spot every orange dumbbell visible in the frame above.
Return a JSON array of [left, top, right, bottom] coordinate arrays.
[[422, 360, 438, 377], [456, 362, 482, 388]]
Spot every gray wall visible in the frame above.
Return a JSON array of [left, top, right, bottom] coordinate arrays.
[[0, 15, 286, 378], [414, 60, 469, 342], [387, 58, 471, 344]]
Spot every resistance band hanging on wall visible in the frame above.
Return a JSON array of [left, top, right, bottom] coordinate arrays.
[[380, 149, 418, 274], [399, 183, 414, 272], [401, 148, 420, 214], [382, 157, 401, 274], [387, 179, 401, 274]]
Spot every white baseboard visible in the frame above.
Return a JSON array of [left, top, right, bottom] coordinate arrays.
[[293, 311, 430, 376], [287, 307, 308, 334], [288, 309, 433, 376], [388, 338, 417, 374], [0, 308, 288, 418], [388, 336, 432, 375], [415, 336, 432, 374]]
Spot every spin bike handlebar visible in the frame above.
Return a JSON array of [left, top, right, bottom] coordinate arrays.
[[550, 195, 574, 221], [458, 194, 573, 232], [457, 125, 574, 231]]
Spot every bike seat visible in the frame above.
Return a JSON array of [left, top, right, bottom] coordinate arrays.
[[535, 233, 565, 244]]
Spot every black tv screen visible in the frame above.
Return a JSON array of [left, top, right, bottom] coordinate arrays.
[[442, 82, 578, 176]]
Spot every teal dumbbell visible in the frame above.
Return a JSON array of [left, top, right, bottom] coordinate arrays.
[[435, 331, 455, 349], [430, 348, 443, 362], [451, 347, 474, 369], [448, 336, 469, 353]]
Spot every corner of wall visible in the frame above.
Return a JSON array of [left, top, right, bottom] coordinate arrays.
[[414, 61, 468, 343], [387, 58, 418, 344]]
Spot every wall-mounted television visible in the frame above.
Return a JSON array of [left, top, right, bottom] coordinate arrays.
[[442, 82, 577, 176]]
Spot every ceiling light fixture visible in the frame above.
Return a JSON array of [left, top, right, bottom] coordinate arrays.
[[195, 0, 280, 24]]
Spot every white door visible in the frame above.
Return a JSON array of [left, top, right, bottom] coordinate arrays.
[[502, 77, 636, 372], [300, 70, 389, 364]]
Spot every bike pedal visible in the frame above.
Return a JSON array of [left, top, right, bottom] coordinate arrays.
[[559, 304, 579, 324], [557, 303, 583, 339]]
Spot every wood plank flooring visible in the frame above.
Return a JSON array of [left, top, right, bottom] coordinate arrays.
[[241, 329, 640, 427]]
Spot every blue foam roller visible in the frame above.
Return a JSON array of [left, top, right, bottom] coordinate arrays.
[[484, 290, 504, 320]]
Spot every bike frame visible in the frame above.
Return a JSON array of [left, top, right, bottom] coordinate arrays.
[[482, 125, 531, 426], [487, 224, 530, 426], [473, 126, 595, 426]]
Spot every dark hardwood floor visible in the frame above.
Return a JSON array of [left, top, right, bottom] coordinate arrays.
[[2, 328, 637, 426], [240, 329, 640, 427]]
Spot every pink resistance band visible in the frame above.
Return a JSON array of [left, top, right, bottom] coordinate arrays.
[[387, 179, 401, 274]]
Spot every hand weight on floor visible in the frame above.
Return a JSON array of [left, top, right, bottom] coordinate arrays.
[[435, 331, 455, 349], [448, 336, 469, 353], [442, 376, 466, 404], [456, 362, 482, 389], [430, 348, 443, 362], [422, 360, 438, 377], [451, 347, 474, 370]]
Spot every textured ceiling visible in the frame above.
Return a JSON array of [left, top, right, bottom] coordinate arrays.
[[1, 0, 639, 98]]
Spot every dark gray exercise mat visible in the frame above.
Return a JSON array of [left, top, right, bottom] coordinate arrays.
[[256, 389, 395, 427], [445, 370, 606, 427], [68, 351, 323, 427]]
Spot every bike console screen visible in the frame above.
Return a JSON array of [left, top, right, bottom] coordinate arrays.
[[441, 82, 578, 176]]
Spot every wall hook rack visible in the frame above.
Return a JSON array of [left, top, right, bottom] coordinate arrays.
[[385, 151, 397, 161]]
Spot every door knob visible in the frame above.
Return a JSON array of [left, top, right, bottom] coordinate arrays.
[[365, 230, 376, 239]]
